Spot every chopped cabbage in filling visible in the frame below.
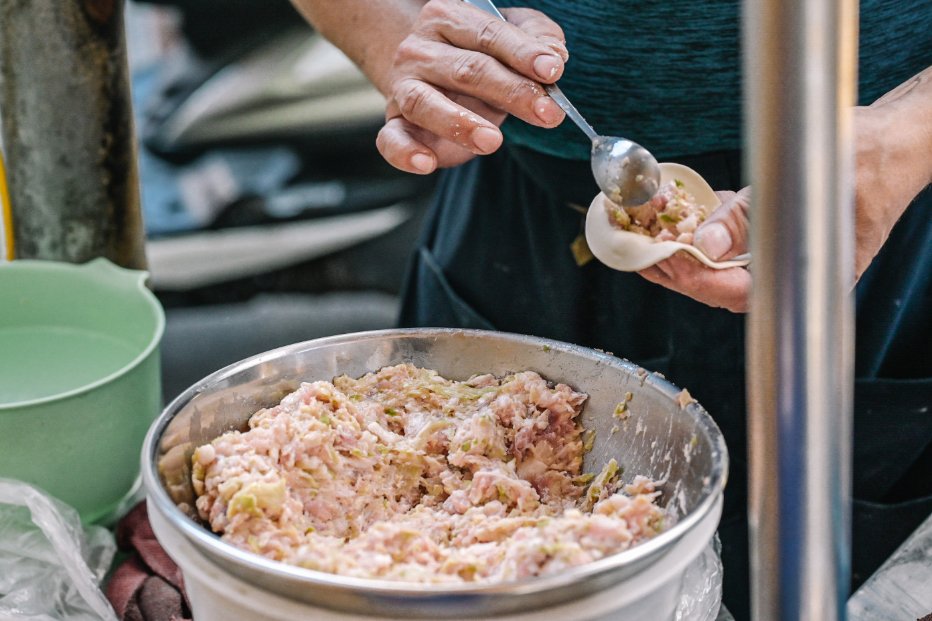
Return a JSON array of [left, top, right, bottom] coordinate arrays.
[[192, 363, 667, 584], [606, 179, 712, 244]]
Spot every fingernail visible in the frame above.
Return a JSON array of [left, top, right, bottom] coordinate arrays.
[[534, 96, 563, 125], [471, 126, 502, 154], [542, 38, 569, 60], [533, 54, 562, 81], [410, 153, 434, 173], [694, 223, 732, 260]]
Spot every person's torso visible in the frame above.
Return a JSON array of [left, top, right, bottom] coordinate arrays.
[[494, 0, 932, 160]]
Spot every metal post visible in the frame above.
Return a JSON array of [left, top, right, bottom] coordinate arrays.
[[744, 0, 858, 618], [0, 0, 146, 269]]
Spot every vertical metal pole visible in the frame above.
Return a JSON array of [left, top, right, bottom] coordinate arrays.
[[0, 0, 146, 269], [744, 0, 858, 618]]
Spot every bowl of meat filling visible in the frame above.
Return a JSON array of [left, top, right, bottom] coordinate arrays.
[[142, 329, 727, 620]]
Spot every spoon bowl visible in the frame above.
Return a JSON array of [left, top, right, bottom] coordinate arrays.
[[585, 163, 752, 272], [591, 137, 661, 207]]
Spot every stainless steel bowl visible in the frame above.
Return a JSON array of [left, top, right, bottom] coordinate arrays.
[[142, 328, 728, 618]]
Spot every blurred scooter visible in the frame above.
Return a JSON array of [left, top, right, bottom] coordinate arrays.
[[141, 26, 390, 159], [129, 2, 434, 290]]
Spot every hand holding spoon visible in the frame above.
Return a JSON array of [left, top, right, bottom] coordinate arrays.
[[462, 0, 661, 206]]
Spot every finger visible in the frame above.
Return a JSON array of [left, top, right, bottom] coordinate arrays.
[[378, 115, 482, 174], [500, 8, 568, 59], [390, 78, 504, 155], [662, 262, 752, 312], [646, 250, 703, 280], [642, 267, 751, 313], [640, 249, 752, 312], [694, 186, 752, 260], [415, 42, 564, 127], [376, 117, 439, 174], [683, 267, 751, 313], [422, 0, 566, 84], [713, 190, 736, 204], [637, 266, 671, 286]]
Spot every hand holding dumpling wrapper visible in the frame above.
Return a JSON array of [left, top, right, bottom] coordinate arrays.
[[585, 163, 752, 272]]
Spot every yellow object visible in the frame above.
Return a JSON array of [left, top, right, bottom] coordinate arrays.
[[0, 151, 13, 260]]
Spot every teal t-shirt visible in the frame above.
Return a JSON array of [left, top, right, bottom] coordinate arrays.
[[496, 0, 932, 160]]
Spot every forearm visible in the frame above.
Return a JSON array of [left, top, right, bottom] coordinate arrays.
[[852, 65, 932, 277], [864, 66, 932, 204], [290, 0, 426, 95]]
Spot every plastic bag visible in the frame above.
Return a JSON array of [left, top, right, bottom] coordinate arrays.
[[674, 534, 725, 621], [0, 479, 118, 621]]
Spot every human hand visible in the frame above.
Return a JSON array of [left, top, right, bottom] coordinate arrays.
[[638, 188, 753, 313], [638, 67, 932, 311], [376, 0, 568, 174]]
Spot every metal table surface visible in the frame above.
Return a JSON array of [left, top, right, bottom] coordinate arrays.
[[717, 503, 932, 621], [848, 512, 932, 620], [715, 509, 932, 621]]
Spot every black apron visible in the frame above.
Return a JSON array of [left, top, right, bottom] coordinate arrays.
[[399, 144, 932, 620]]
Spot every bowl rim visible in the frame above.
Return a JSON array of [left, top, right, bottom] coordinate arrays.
[[142, 328, 728, 599], [0, 258, 165, 410]]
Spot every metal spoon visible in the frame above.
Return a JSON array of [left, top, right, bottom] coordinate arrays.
[[462, 0, 661, 206]]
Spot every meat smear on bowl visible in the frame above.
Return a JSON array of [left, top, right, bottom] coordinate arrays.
[[191, 363, 667, 584]]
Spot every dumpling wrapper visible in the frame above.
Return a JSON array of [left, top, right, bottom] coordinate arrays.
[[585, 162, 752, 272]]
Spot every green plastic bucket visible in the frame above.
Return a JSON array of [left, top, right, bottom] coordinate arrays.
[[0, 258, 164, 523]]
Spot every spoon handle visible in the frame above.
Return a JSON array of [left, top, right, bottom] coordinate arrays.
[[462, 0, 599, 141], [462, 0, 506, 19], [543, 84, 598, 141]]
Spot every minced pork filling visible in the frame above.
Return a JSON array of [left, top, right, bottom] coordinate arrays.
[[606, 179, 712, 244], [191, 363, 666, 584]]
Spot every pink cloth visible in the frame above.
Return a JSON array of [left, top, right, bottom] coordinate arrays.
[[105, 501, 191, 621]]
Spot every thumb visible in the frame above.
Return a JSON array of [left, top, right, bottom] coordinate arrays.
[[695, 186, 751, 260]]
